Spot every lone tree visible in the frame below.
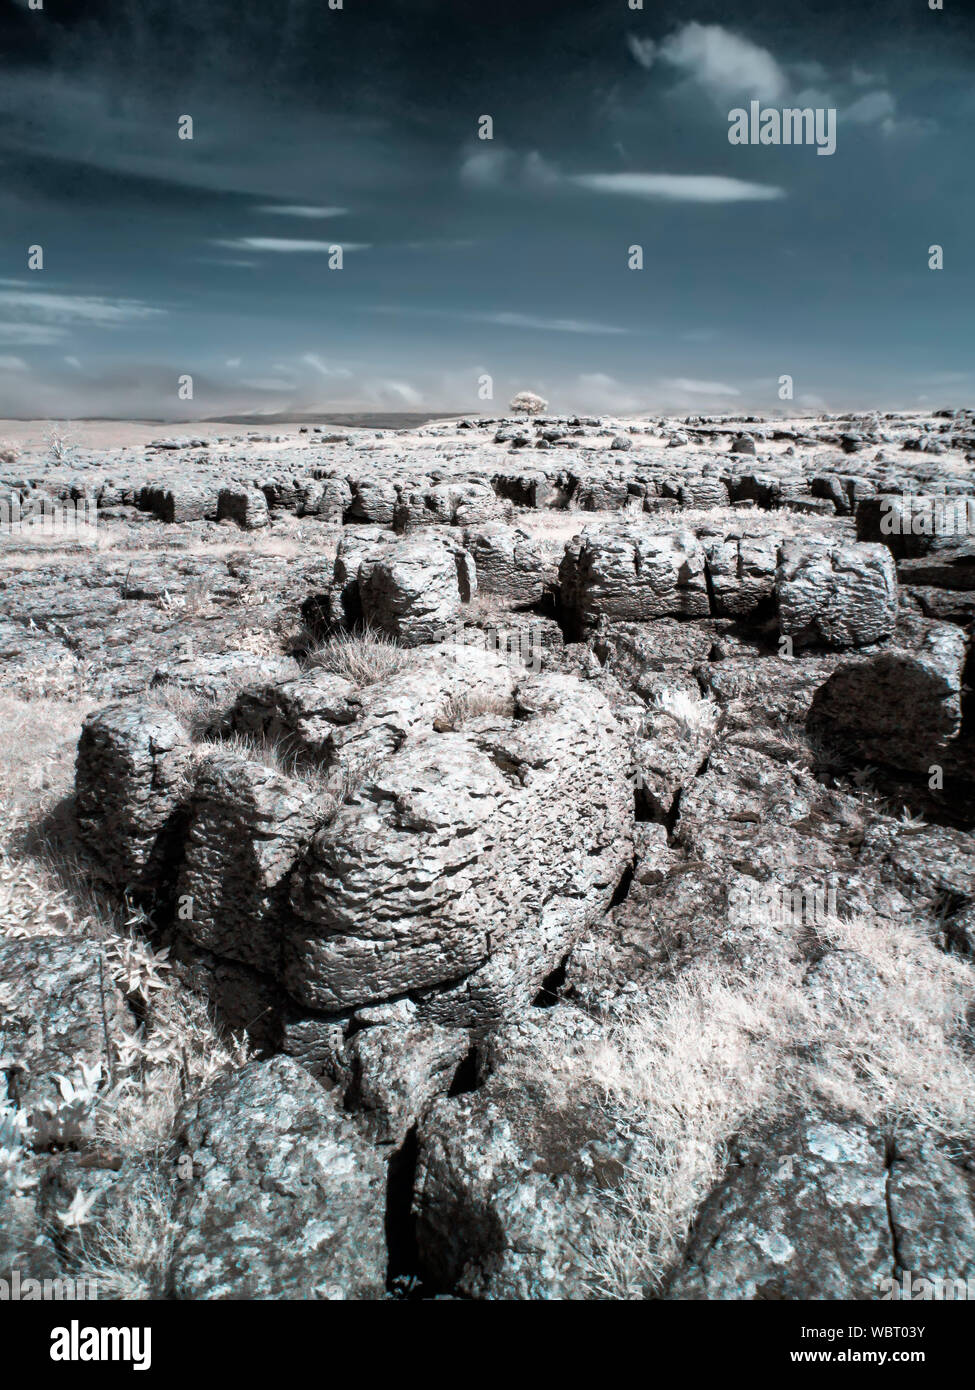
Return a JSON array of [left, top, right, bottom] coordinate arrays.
[[509, 390, 548, 419]]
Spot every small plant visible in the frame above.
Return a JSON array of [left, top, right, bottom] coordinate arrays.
[[31, 1062, 102, 1147], [46, 423, 74, 462], [0, 439, 21, 465], [650, 687, 719, 737], [0, 1102, 37, 1193]]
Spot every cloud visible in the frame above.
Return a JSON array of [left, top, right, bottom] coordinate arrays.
[[368, 305, 631, 336], [625, 35, 657, 71], [0, 285, 165, 326], [256, 205, 348, 218], [460, 148, 783, 205], [577, 373, 642, 412], [239, 377, 298, 393], [0, 356, 27, 372], [211, 238, 369, 253], [648, 23, 929, 139], [659, 377, 740, 396], [479, 312, 629, 335], [459, 147, 559, 190], [0, 324, 67, 345], [845, 91, 896, 125], [302, 353, 353, 378], [571, 173, 784, 203], [657, 23, 787, 102], [381, 381, 424, 406]]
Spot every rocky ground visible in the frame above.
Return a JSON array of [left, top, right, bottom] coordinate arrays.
[[1, 406, 974, 1300]]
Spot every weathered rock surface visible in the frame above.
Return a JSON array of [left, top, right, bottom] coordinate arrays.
[[357, 532, 476, 645], [808, 621, 966, 772], [560, 528, 709, 633], [75, 705, 193, 890], [286, 670, 633, 1025], [171, 1056, 387, 1300], [462, 522, 554, 605], [776, 539, 898, 648]]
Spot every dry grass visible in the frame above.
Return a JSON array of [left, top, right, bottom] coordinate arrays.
[[145, 684, 222, 739], [434, 690, 515, 731], [72, 1166, 179, 1301], [564, 897, 975, 1298], [305, 627, 422, 686], [0, 690, 251, 1297]]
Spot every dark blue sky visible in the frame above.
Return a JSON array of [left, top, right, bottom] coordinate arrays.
[[0, 0, 971, 418]]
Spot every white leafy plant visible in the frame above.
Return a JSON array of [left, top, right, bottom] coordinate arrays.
[[31, 1062, 102, 1147], [0, 1102, 37, 1193]]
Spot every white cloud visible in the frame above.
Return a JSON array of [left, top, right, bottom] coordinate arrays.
[[211, 238, 369, 253], [845, 91, 896, 125], [64, 356, 82, 370], [657, 23, 787, 102], [659, 377, 740, 396], [459, 147, 559, 190], [577, 373, 642, 411], [368, 305, 631, 336], [0, 286, 165, 326], [572, 173, 784, 202], [302, 353, 353, 378], [480, 312, 629, 335], [256, 205, 347, 218], [625, 35, 657, 71], [239, 377, 297, 393], [0, 324, 66, 345], [383, 381, 424, 406], [0, 356, 27, 372]]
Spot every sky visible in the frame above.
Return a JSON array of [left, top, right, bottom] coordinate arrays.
[[0, 0, 972, 420]]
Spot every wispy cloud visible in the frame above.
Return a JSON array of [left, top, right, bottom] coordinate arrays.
[[658, 377, 741, 396], [369, 306, 632, 335], [0, 356, 28, 373], [256, 205, 348, 218], [211, 238, 369, 253], [0, 284, 166, 326], [302, 353, 353, 378], [571, 173, 785, 203]]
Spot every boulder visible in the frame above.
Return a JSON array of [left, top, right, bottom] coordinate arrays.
[[216, 486, 269, 530], [776, 539, 898, 648], [559, 528, 709, 634], [75, 705, 193, 890], [462, 523, 554, 606], [808, 621, 966, 772], [665, 1116, 893, 1299], [357, 532, 476, 646], [703, 533, 779, 618], [171, 1057, 387, 1300], [175, 751, 323, 975], [285, 671, 632, 1025]]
